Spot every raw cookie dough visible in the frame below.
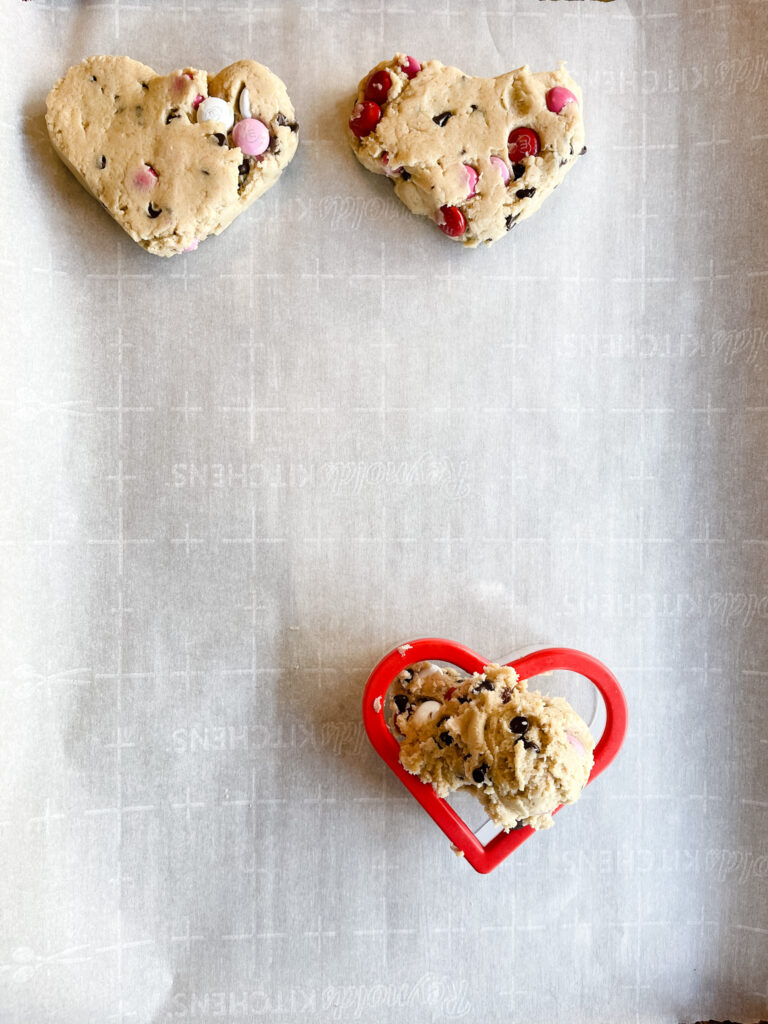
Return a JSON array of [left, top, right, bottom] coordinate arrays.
[[46, 56, 298, 256], [391, 662, 594, 830], [348, 55, 585, 247]]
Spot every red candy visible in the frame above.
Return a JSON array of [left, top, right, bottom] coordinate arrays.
[[349, 100, 381, 138], [401, 56, 421, 79], [463, 164, 479, 198], [192, 93, 204, 110], [365, 70, 392, 104], [508, 126, 540, 162], [436, 205, 466, 237]]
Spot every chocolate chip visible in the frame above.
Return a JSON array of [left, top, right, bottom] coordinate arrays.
[[98, 155, 106, 169], [393, 694, 409, 714], [213, 133, 227, 147], [141, 82, 149, 90], [289, 121, 299, 132], [201, 169, 210, 176], [516, 187, 536, 199], [275, 113, 289, 126], [147, 202, 162, 218], [472, 764, 488, 784], [400, 169, 411, 181], [269, 136, 281, 154], [512, 163, 525, 181], [523, 739, 540, 752], [510, 716, 529, 734], [439, 731, 453, 747], [580, 145, 587, 156], [559, 158, 568, 167], [505, 214, 518, 231], [89, 75, 97, 82], [569, 142, 574, 156], [238, 159, 250, 176], [432, 111, 453, 127], [501, 687, 513, 704], [166, 108, 180, 124], [480, 679, 494, 691], [469, 104, 478, 112]]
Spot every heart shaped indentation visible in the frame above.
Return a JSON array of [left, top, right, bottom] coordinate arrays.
[[349, 55, 585, 247], [362, 640, 627, 873], [46, 56, 298, 257]]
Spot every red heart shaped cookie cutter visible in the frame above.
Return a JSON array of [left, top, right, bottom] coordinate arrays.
[[362, 639, 628, 874]]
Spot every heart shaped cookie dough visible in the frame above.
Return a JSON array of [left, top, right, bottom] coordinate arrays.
[[348, 55, 585, 247], [46, 56, 298, 257], [363, 640, 627, 873]]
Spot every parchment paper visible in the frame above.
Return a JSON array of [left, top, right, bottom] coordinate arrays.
[[1, 1, 767, 1022]]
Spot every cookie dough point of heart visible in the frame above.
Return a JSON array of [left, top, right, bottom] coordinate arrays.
[[348, 55, 585, 247], [391, 662, 595, 831]]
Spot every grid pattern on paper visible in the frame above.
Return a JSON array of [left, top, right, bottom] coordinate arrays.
[[0, 1, 767, 1022]]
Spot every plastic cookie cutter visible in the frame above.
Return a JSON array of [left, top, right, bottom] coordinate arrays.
[[362, 638, 628, 874]]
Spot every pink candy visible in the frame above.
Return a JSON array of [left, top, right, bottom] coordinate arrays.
[[566, 733, 586, 758], [463, 164, 478, 198], [546, 86, 578, 114], [132, 165, 158, 190], [232, 117, 270, 156], [489, 155, 510, 184], [401, 56, 421, 79], [183, 238, 199, 252], [193, 93, 204, 110]]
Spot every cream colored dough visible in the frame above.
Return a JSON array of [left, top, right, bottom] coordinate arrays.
[[46, 56, 298, 256], [392, 662, 595, 830], [349, 55, 585, 246]]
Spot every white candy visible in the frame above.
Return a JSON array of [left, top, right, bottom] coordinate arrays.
[[411, 701, 441, 727], [239, 87, 252, 119], [197, 96, 234, 130]]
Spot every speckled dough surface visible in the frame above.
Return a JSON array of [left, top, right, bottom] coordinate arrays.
[[46, 56, 298, 257], [391, 662, 595, 830], [348, 55, 585, 246]]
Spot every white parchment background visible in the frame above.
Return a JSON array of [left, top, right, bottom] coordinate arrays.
[[1, 1, 767, 1022]]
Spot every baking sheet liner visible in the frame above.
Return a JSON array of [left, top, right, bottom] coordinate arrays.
[[1, 1, 767, 1021]]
